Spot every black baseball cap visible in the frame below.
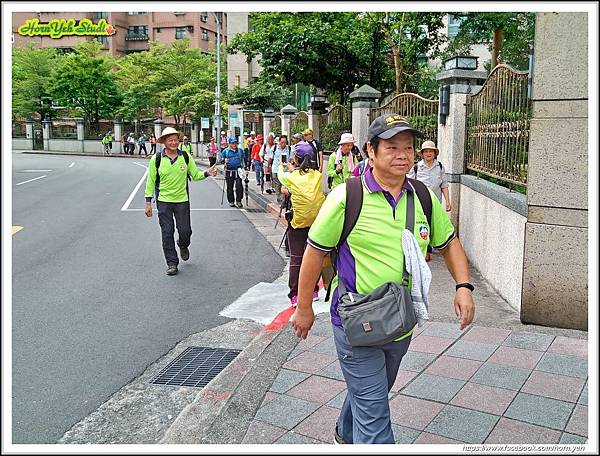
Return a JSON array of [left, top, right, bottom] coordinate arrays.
[[367, 114, 422, 142]]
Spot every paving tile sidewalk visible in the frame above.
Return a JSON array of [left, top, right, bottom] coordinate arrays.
[[241, 318, 589, 445]]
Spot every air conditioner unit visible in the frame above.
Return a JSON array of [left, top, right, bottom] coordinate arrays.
[[187, 25, 194, 32]]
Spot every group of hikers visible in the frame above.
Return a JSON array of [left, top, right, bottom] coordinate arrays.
[[143, 113, 474, 445]]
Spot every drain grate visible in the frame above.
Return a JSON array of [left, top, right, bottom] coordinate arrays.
[[149, 346, 241, 388], [244, 208, 264, 213]]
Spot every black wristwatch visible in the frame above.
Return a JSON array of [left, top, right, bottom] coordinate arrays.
[[455, 282, 475, 292]]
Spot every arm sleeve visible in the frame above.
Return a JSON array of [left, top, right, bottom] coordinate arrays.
[[327, 155, 337, 177], [429, 187, 456, 249], [440, 164, 449, 189], [278, 164, 292, 187], [144, 155, 158, 198], [187, 154, 207, 181]]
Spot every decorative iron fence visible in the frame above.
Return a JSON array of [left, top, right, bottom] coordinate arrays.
[[320, 105, 351, 152], [465, 64, 531, 188], [12, 120, 27, 137], [270, 115, 282, 136], [51, 119, 77, 139], [289, 111, 308, 136], [369, 93, 438, 145], [84, 120, 112, 140]]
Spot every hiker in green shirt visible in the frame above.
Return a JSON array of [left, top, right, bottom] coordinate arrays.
[[144, 127, 217, 275], [179, 135, 193, 155]]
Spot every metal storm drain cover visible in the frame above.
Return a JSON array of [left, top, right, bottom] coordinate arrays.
[[244, 208, 263, 213], [149, 346, 241, 388]]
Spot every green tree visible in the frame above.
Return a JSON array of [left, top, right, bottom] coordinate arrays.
[[228, 12, 392, 104], [50, 40, 121, 129], [364, 12, 447, 95], [147, 39, 226, 125], [445, 13, 535, 70], [228, 73, 292, 111], [114, 49, 158, 123], [12, 44, 60, 120]]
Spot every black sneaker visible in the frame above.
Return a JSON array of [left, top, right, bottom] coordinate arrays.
[[236, 202, 243, 208], [166, 264, 178, 275], [180, 246, 190, 261], [229, 202, 235, 207], [334, 425, 346, 444]]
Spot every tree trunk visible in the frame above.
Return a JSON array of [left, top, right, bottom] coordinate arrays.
[[382, 13, 403, 94], [491, 27, 504, 69]]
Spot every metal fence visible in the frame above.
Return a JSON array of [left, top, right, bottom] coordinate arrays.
[[84, 120, 113, 140], [12, 120, 27, 137], [320, 105, 352, 152], [289, 111, 308, 136], [270, 115, 282, 136], [369, 93, 438, 145], [51, 119, 77, 139], [465, 64, 531, 188]]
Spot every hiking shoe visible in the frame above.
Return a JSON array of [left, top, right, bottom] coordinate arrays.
[[266, 189, 273, 194], [236, 202, 243, 208], [334, 425, 346, 444], [229, 202, 236, 207], [166, 264, 178, 275], [180, 246, 190, 261]]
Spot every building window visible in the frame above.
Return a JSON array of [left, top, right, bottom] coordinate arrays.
[[448, 14, 463, 40], [175, 27, 187, 39], [202, 29, 209, 40], [201, 13, 208, 22], [127, 12, 147, 16], [98, 36, 109, 47], [126, 25, 149, 40], [156, 27, 161, 33], [92, 12, 108, 20]]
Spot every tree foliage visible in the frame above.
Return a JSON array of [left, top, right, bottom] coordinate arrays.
[[12, 44, 59, 119], [49, 40, 121, 125], [444, 12, 535, 71], [228, 73, 292, 111], [228, 12, 395, 103]]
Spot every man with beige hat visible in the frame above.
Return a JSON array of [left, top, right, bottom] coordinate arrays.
[[144, 126, 218, 275], [407, 140, 451, 211], [326, 132, 356, 189]]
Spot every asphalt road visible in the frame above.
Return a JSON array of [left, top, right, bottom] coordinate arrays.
[[11, 152, 285, 443]]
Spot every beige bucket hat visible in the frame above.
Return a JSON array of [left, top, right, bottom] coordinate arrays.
[[420, 140, 439, 156], [338, 132, 356, 145], [156, 126, 180, 144]]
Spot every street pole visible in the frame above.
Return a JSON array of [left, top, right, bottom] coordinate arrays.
[[213, 12, 222, 161]]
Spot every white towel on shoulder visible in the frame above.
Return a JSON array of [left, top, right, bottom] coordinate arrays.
[[402, 229, 431, 326]]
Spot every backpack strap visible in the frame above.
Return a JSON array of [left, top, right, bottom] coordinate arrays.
[[407, 177, 433, 235], [324, 176, 363, 302], [154, 152, 162, 200], [413, 163, 418, 176]]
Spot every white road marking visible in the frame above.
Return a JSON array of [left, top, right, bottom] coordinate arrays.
[[22, 169, 52, 172], [68, 162, 75, 168], [121, 166, 148, 211], [123, 208, 239, 211], [12, 226, 24, 235], [132, 162, 148, 169], [16, 175, 47, 186], [219, 282, 328, 324]]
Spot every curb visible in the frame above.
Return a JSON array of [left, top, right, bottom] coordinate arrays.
[[161, 325, 299, 444]]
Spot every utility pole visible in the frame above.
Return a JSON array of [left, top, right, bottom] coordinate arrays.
[[212, 12, 222, 159]]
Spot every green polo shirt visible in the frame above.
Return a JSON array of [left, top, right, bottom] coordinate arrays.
[[307, 168, 456, 329], [144, 150, 207, 203], [327, 154, 352, 188]]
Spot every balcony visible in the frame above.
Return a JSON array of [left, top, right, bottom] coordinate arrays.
[[125, 32, 149, 41]]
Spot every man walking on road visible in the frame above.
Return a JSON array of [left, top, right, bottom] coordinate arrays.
[[144, 127, 218, 275], [292, 114, 475, 444], [220, 137, 245, 208]]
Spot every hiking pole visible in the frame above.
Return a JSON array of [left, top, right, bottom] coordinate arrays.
[[220, 166, 226, 206], [244, 169, 249, 207], [274, 194, 288, 228]]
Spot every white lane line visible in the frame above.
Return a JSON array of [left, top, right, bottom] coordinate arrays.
[[121, 166, 149, 211], [23, 169, 52, 172], [16, 175, 47, 186], [133, 162, 148, 169], [123, 208, 239, 211], [68, 162, 75, 168]]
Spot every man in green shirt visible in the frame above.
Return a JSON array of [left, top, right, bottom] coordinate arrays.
[[179, 135, 193, 155], [145, 127, 217, 275], [326, 133, 355, 188], [292, 114, 475, 444]]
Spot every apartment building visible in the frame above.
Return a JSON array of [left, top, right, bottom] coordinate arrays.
[[12, 11, 227, 56]]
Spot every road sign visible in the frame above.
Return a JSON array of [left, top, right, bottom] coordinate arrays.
[[201, 117, 210, 129]]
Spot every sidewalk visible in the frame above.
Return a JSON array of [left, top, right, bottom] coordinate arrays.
[[178, 169, 589, 446]]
